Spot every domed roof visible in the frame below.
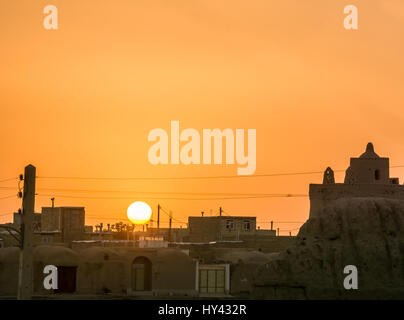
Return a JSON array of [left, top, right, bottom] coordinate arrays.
[[359, 142, 379, 159], [79, 247, 123, 262], [157, 249, 193, 263], [34, 245, 79, 265]]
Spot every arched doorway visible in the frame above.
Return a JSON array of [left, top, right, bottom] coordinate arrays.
[[131, 256, 152, 291]]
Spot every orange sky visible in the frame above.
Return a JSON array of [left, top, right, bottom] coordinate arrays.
[[1, 0, 404, 235]]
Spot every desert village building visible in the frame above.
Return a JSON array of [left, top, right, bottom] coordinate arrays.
[[0, 202, 286, 298], [309, 142, 403, 218], [1, 142, 399, 299]]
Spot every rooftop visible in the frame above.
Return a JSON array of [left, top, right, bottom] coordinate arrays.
[[359, 142, 380, 159]]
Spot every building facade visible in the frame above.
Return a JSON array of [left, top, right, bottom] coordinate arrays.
[[41, 207, 85, 245], [188, 216, 275, 242], [309, 143, 404, 218]]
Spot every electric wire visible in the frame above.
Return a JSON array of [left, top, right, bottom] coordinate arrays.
[[0, 195, 16, 201], [0, 177, 17, 183], [27, 187, 307, 197], [33, 165, 404, 181], [36, 193, 307, 201]]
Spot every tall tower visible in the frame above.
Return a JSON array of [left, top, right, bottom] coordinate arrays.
[[345, 142, 389, 184]]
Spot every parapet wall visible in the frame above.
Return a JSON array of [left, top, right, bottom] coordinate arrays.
[[309, 183, 404, 218]]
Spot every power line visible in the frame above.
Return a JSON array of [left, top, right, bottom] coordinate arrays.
[[160, 207, 176, 222], [159, 207, 170, 216], [160, 206, 186, 224], [85, 213, 303, 225], [85, 216, 186, 225], [258, 221, 304, 224], [221, 209, 232, 217], [0, 212, 12, 217], [0, 195, 16, 201], [278, 227, 301, 232], [84, 214, 187, 227], [1, 164, 404, 184], [0, 177, 17, 183], [36, 193, 307, 201], [31, 165, 404, 181], [29, 187, 305, 198], [35, 172, 324, 181], [86, 216, 128, 221], [34, 170, 331, 181], [221, 209, 305, 222]]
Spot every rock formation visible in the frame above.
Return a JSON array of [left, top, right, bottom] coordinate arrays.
[[252, 197, 404, 299]]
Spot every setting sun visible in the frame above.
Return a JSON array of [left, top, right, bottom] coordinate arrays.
[[127, 201, 152, 225]]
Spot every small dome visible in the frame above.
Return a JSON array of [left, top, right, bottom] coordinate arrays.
[[359, 142, 379, 159]]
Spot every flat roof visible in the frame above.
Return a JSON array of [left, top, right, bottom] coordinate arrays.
[[188, 216, 256, 219], [42, 206, 85, 209]]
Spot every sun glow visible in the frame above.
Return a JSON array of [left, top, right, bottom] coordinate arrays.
[[127, 201, 152, 225]]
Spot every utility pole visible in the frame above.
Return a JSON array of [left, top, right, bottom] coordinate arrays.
[[270, 221, 273, 230], [132, 224, 136, 245], [219, 207, 223, 241], [18, 164, 36, 300], [168, 211, 172, 242], [99, 222, 103, 241], [157, 204, 160, 231]]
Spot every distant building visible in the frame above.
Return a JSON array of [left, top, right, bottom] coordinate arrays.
[[140, 227, 189, 242], [0, 246, 202, 297], [41, 207, 85, 245], [13, 211, 41, 232], [309, 142, 404, 218], [188, 216, 275, 242], [0, 226, 20, 247]]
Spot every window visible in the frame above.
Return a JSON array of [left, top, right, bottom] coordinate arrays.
[[391, 178, 399, 185], [226, 220, 234, 231], [199, 268, 225, 294], [244, 220, 251, 232], [42, 236, 52, 244], [375, 169, 380, 181]]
